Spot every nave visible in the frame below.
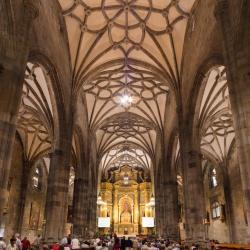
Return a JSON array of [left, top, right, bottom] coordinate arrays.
[[0, 0, 250, 248]]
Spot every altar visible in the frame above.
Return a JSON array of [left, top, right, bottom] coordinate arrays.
[[97, 165, 155, 236]]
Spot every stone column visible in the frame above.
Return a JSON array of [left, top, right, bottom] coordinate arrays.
[[154, 182, 162, 236], [90, 191, 97, 233], [0, 0, 38, 230], [44, 150, 70, 242], [18, 161, 32, 233], [155, 184, 164, 237], [159, 190, 165, 237], [83, 182, 90, 229], [72, 178, 88, 237], [180, 146, 205, 242], [157, 174, 165, 237], [85, 178, 97, 237], [162, 181, 180, 240], [89, 189, 94, 229], [220, 165, 234, 241], [215, 0, 250, 240]]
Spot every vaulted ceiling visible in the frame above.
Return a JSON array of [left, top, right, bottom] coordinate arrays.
[[198, 66, 235, 164], [18, 63, 54, 164], [59, 0, 196, 175]]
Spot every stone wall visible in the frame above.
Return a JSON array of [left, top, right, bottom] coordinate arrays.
[[20, 160, 47, 242], [202, 144, 250, 243], [3, 136, 48, 242], [203, 160, 230, 242]]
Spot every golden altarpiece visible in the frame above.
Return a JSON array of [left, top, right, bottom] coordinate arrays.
[[97, 166, 155, 236]]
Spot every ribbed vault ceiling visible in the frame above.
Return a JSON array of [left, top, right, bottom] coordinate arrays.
[[199, 66, 235, 164], [18, 63, 54, 164], [59, 0, 195, 175]]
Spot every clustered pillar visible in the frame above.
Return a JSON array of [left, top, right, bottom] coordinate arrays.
[[88, 190, 97, 234], [72, 178, 88, 237], [44, 150, 71, 242], [2, 0, 250, 244], [72, 165, 98, 239], [154, 178, 162, 236], [154, 158, 180, 240], [181, 147, 205, 242], [162, 181, 179, 240], [215, 0, 250, 241], [87, 175, 98, 235], [0, 0, 38, 232]]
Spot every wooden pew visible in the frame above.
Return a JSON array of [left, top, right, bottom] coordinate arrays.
[[218, 243, 250, 250]]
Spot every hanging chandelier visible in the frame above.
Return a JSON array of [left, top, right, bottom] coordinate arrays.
[[119, 93, 133, 107]]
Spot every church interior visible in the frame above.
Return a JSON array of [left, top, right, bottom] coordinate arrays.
[[1, 0, 250, 246]]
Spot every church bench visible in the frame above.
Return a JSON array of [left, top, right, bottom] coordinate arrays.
[[218, 244, 250, 250]]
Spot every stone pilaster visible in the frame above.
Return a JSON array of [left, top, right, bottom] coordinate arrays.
[[44, 150, 70, 242]]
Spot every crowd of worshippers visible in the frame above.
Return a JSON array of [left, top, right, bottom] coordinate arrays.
[[0, 234, 41, 250], [0, 234, 221, 250]]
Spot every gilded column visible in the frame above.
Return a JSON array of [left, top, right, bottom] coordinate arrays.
[[134, 190, 139, 224], [113, 188, 119, 232], [145, 184, 151, 217], [134, 189, 139, 234]]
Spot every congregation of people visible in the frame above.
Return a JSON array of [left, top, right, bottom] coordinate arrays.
[[0, 234, 33, 250], [0, 234, 221, 250]]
